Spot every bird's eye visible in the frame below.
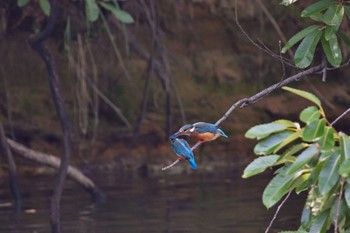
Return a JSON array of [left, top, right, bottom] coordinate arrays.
[[189, 127, 195, 132]]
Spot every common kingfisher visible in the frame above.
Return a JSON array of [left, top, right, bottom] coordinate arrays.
[[172, 122, 228, 142], [170, 136, 197, 169]]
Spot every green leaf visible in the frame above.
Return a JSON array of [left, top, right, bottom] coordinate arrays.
[[274, 130, 302, 153], [318, 126, 335, 150], [301, 207, 311, 229], [39, 0, 50, 16], [324, 25, 335, 41], [297, 226, 308, 233], [345, 6, 350, 20], [340, 134, 350, 160], [85, 0, 100, 22], [100, 2, 134, 24], [309, 210, 329, 233], [301, 0, 334, 17], [322, 4, 344, 31], [337, 31, 350, 49], [300, 106, 321, 123], [321, 31, 342, 67], [282, 87, 322, 109], [281, 25, 319, 53], [273, 119, 299, 129], [294, 29, 322, 68], [339, 158, 350, 177], [245, 122, 287, 139], [339, 135, 350, 177], [302, 119, 326, 142], [277, 143, 309, 164], [17, 0, 30, 7], [310, 12, 325, 22], [242, 155, 279, 178], [263, 167, 301, 208], [254, 131, 294, 155], [293, 172, 311, 194], [344, 183, 350, 208], [280, 0, 298, 6], [287, 145, 318, 175], [319, 151, 341, 195], [304, 156, 327, 186]]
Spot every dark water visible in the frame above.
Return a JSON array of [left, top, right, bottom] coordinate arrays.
[[0, 169, 305, 233]]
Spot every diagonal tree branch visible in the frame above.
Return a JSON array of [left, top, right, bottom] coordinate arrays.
[[162, 63, 325, 170], [215, 63, 325, 126]]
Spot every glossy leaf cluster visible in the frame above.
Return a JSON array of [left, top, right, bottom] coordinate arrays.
[[16, 0, 134, 24], [281, 0, 350, 68], [244, 86, 350, 233]]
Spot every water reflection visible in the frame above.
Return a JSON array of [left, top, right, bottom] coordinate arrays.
[[0, 169, 305, 233]]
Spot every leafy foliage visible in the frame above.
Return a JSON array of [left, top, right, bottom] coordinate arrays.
[[17, 0, 50, 15], [16, 0, 135, 24], [281, 0, 350, 68], [244, 86, 350, 232], [85, 0, 134, 24]]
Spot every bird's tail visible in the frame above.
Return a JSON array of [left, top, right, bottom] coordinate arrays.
[[188, 158, 198, 169], [218, 129, 228, 138]]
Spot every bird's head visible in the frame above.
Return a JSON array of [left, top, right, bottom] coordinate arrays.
[[171, 124, 195, 138]]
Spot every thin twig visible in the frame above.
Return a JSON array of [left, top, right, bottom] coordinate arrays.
[[215, 99, 248, 126], [85, 77, 132, 129], [234, 0, 294, 67], [331, 107, 350, 126], [256, 0, 294, 60], [265, 191, 292, 233], [161, 158, 181, 171]]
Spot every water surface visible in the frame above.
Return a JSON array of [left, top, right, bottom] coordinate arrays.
[[0, 169, 305, 233]]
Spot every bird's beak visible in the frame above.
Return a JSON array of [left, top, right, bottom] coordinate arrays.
[[170, 131, 183, 138]]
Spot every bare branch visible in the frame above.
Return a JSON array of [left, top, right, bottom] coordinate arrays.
[[6, 138, 105, 202], [217, 63, 325, 126], [161, 158, 181, 171], [234, 0, 294, 67], [162, 62, 325, 170], [265, 191, 292, 233], [331, 107, 350, 126]]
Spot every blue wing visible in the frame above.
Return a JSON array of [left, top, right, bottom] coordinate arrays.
[[217, 128, 228, 138], [193, 122, 217, 134], [194, 122, 228, 138], [171, 138, 197, 169]]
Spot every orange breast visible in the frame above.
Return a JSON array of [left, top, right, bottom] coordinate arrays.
[[193, 132, 220, 141]]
